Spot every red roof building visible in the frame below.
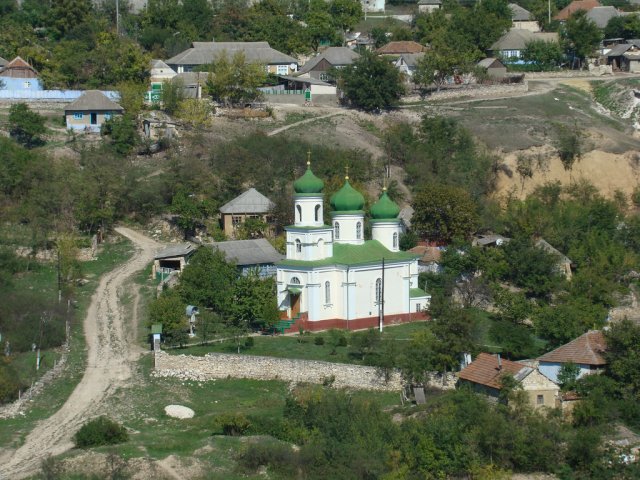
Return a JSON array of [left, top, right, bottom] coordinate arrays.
[[0, 56, 38, 79], [377, 41, 426, 55], [554, 0, 601, 21], [538, 330, 607, 383]]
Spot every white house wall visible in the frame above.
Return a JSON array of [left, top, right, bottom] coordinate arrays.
[[538, 361, 600, 383]]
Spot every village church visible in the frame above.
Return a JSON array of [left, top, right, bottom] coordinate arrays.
[[276, 157, 429, 331]]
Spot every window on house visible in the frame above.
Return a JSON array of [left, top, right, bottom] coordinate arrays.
[[73, 112, 83, 120], [393, 232, 398, 249], [104, 112, 112, 121], [277, 65, 289, 75], [334, 222, 340, 240], [296, 205, 302, 222], [375, 278, 382, 304], [290, 276, 300, 285], [356, 222, 362, 239], [319, 72, 329, 82], [537, 395, 544, 405], [295, 239, 302, 253], [23, 81, 31, 89], [232, 216, 242, 226], [416, 303, 421, 312], [315, 204, 321, 222], [325, 281, 331, 304]]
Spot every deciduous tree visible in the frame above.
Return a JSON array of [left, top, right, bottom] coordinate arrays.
[[8, 103, 45, 148]]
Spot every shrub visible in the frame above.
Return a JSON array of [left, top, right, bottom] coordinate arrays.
[[337, 336, 348, 347], [314, 336, 325, 346], [216, 413, 251, 436], [239, 441, 299, 475], [74, 416, 128, 448], [245, 336, 255, 347]]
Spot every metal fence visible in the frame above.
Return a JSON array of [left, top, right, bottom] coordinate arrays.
[[0, 90, 120, 101]]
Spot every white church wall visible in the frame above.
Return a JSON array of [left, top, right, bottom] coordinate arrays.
[[371, 221, 402, 252], [294, 195, 324, 227]]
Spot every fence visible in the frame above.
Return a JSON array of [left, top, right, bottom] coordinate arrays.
[[0, 90, 120, 102]]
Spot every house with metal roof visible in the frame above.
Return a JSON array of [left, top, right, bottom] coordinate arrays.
[[0, 56, 42, 91], [418, 0, 441, 14], [509, 3, 540, 31], [489, 29, 559, 60], [297, 47, 360, 82], [276, 158, 429, 332], [586, 6, 621, 29], [538, 330, 607, 383], [219, 188, 275, 238], [394, 53, 425, 78], [554, 0, 601, 21], [64, 90, 124, 132], [212, 238, 283, 277], [459, 352, 560, 409], [152, 243, 196, 280], [165, 41, 299, 76]]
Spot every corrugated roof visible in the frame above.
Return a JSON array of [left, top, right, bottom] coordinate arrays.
[[278, 240, 418, 268], [538, 330, 607, 365], [410, 287, 429, 298], [166, 41, 297, 66], [64, 90, 124, 112], [219, 188, 275, 214], [377, 41, 426, 55], [586, 6, 620, 28], [554, 0, 601, 20], [174, 72, 208, 85], [277, 75, 332, 86], [298, 47, 360, 74], [397, 53, 425, 67], [150, 59, 173, 70], [154, 243, 196, 260], [458, 352, 528, 389], [491, 29, 559, 51], [509, 3, 533, 21], [535, 238, 572, 264], [212, 238, 284, 266], [418, 0, 442, 4], [606, 43, 634, 56]]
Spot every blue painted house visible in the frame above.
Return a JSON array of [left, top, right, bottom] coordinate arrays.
[[0, 56, 43, 91], [64, 90, 124, 132], [538, 330, 607, 383]]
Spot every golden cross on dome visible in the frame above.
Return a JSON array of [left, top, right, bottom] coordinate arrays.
[[383, 175, 387, 191], [345, 164, 349, 180], [306, 149, 311, 167]]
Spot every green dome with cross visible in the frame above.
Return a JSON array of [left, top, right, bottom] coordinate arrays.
[[370, 189, 400, 219], [330, 177, 365, 212], [294, 152, 324, 194]]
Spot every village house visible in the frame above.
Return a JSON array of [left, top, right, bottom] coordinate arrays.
[[606, 42, 640, 72], [509, 3, 540, 32], [173, 71, 208, 99], [538, 330, 607, 383], [166, 41, 299, 75], [212, 238, 283, 277], [472, 233, 511, 247], [477, 58, 508, 79], [417, 0, 441, 14], [377, 41, 427, 56], [297, 47, 360, 82], [0, 56, 42, 91], [458, 352, 560, 410], [408, 244, 443, 273], [554, 0, 601, 22], [394, 53, 426, 79], [152, 243, 196, 280], [535, 238, 573, 280], [149, 59, 176, 89], [586, 6, 621, 29], [219, 188, 275, 238], [489, 29, 559, 60], [64, 90, 124, 133]]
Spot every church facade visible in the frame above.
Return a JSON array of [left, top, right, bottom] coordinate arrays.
[[276, 160, 430, 332]]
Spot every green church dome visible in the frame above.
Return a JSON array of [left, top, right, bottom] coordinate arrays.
[[294, 156, 324, 194], [330, 179, 365, 212], [370, 190, 400, 219]]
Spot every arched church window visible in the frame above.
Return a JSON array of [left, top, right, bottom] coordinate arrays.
[[393, 232, 398, 249], [296, 205, 302, 222], [325, 281, 331, 304], [315, 204, 321, 222], [334, 222, 340, 240], [295, 239, 301, 253], [291, 277, 300, 285], [375, 278, 382, 304], [356, 222, 362, 239]]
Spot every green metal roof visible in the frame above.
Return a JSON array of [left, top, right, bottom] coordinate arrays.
[[410, 288, 428, 298], [287, 287, 302, 294], [278, 240, 418, 268], [370, 190, 400, 220], [294, 165, 324, 194], [330, 179, 365, 212], [151, 323, 163, 334]]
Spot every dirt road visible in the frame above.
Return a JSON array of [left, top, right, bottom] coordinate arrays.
[[0, 227, 160, 480]]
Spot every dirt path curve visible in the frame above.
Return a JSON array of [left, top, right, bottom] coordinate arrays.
[[0, 227, 160, 480], [267, 111, 344, 136]]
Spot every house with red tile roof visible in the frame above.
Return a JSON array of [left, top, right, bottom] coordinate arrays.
[[459, 352, 560, 409], [0, 56, 43, 91], [377, 41, 426, 55], [538, 330, 607, 383], [554, 0, 601, 21]]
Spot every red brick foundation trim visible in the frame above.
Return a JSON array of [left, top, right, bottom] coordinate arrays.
[[283, 312, 429, 333]]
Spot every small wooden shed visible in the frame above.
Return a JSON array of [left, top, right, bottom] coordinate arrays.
[[477, 58, 507, 80]]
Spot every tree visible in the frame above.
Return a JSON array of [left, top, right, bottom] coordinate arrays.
[[604, 319, 640, 396], [414, 41, 475, 93], [305, 6, 340, 52], [147, 290, 187, 346], [162, 78, 184, 115], [411, 184, 478, 243], [205, 52, 266, 107], [521, 39, 564, 71], [50, 0, 91, 38], [604, 15, 640, 40], [101, 115, 138, 156], [561, 10, 602, 69], [328, 0, 362, 40], [553, 121, 584, 180], [8, 103, 46, 148], [557, 361, 580, 391], [338, 51, 404, 112]]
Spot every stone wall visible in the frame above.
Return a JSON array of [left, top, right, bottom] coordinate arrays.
[[153, 351, 457, 392], [404, 83, 528, 103]]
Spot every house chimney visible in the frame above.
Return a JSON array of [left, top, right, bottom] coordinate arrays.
[[497, 353, 502, 370]]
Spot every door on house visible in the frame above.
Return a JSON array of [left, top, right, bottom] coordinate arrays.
[[90, 113, 97, 125], [291, 293, 301, 318]]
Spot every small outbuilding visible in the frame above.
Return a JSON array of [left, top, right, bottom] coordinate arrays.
[[212, 238, 284, 277], [152, 243, 196, 280], [219, 188, 275, 237], [64, 90, 124, 132], [477, 58, 507, 79], [418, 0, 442, 14]]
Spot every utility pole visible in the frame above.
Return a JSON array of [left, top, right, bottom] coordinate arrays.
[[548, 0, 551, 25], [116, 0, 120, 36]]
